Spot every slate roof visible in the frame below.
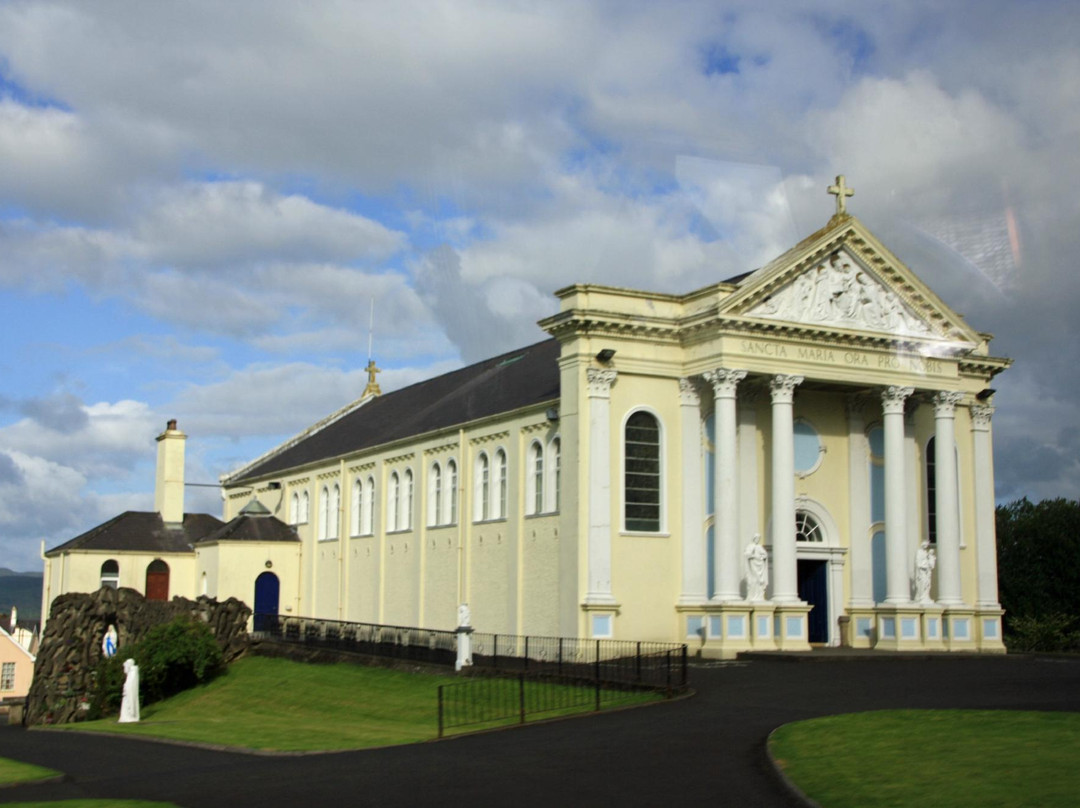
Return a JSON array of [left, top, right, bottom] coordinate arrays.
[[197, 512, 300, 544], [231, 338, 562, 483], [45, 512, 225, 557]]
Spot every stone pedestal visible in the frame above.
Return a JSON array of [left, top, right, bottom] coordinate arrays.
[[873, 604, 925, 651], [920, 605, 946, 650], [943, 606, 977, 652], [975, 608, 1006, 653], [455, 626, 474, 671], [773, 603, 812, 651], [679, 602, 778, 658], [846, 606, 877, 649]]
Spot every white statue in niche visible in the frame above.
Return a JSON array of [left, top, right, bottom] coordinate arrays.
[[915, 541, 936, 604], [118, 658, 140, 723], [102, 624, 118, 658], [745, 534, 769, 602]]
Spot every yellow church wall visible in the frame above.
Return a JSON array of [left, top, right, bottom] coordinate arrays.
[[421, 527, 459, 631], [468, 522, 512, 635], [313, 539, 342, 619], [381, 532, 420, 627], [519, 516, 560, 637], [345, 536, 380, 623], [196, 542, 301, 621]]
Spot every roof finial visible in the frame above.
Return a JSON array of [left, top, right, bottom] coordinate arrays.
[[828, 174, 854, 216], [363, 359, 382, 398]]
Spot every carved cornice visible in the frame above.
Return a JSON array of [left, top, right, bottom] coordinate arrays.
[[469, 432, 509, 447], [522, 421, 550, 435], [384, 452, 415, 466], [348, 462, 376, 474], [316, 470, 340, 481], [423, 441, 460, 457], [287, 477, 310, 489]]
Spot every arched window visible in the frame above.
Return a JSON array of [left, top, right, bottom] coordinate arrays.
[[100, 559, 119, 590], [475, 452, 490, 522], [625, 410, 662, 532], [429, 462, 442, 527], [402, 469, 413, 530], [200, 571, 208, 596], [495, 448, 508, 519], [795, 511, 824, 542], [300, 490, 310, 523], [145, 559, 169, 601], [549, 437, 561, 512], [446, 460, 458, 525], [290, 492, 300, 525], [351, 479, 363, 536], [388, 472, 400, 531], [318, 486, 330, 540], [527, 442, 543, 515], [363, 475, 375, 535], [329, 484, 340, 539], [794, 420, 824, 476]]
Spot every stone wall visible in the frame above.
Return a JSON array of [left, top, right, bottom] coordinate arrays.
[[24, 587, 250, 726]]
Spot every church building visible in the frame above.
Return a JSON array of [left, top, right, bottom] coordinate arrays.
[[42, 179, 1011, 656]]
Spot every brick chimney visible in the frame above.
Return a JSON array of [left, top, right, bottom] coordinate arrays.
[[154, 419, 186, 524]]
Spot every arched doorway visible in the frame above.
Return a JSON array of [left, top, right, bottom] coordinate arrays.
[[145, 559, 170, 601], [791, 499, 847, 647], [253, 571, 280, 632]]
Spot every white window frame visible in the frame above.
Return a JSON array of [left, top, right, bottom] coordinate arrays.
[[100, 559, 119, 590], [0, 661, 14, 691], [526, 440, 543, 515], [428, 462, 442, 527], [363, 475, 375, 535], [445, 459, 458, 525], [402, 468, 414, 530], [351, 479, 362, 536], [495, 448, 508, 520], [300, 490, 310, 524], [388, 472, 400, 532], [547, 436, 561, 513], [318, 486, 330, 540], [474, 452, 490, 522], [622, 407, 666, 534]]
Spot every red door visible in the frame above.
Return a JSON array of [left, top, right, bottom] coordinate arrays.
[[146, 560, 170, 601]]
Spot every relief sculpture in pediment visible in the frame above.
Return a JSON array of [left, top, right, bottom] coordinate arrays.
[[749, 251, 931, 337]]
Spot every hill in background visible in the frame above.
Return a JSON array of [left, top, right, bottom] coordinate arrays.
[[0, 568, 44, 621]]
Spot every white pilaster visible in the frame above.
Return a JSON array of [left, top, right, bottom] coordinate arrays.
[[585, 368, 618, 605], [770, 374, 803, 603], [678, 378, 707, 605], [703, 368, 747, 601], [846, 397, 874, 607], [882, 386, 913, 604], [971, 404, 1001, 608], [934, 391, 964, 605]]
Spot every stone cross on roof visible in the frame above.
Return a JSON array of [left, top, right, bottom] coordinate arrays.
[[828, 174, 854, 215], [363, 359, 382, 397]]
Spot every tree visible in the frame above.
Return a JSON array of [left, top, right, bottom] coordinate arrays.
[[996, 497, 1080, 651]]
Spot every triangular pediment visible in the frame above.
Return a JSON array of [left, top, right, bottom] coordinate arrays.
[[720, 216, 980, 347]]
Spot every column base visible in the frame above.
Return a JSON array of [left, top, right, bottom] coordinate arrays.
[[677, 602, 780, 659], [580, 601, 621, 639], [845, 606, 877, 649], [772, 602, 812, 651], [942, 606, 978, 651], [974, 607, 1006, 653], [873, 604, 928, 651]]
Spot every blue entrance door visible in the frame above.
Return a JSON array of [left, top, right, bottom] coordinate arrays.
[[253, 572, 280, 632], [797, 560, 829, 644]]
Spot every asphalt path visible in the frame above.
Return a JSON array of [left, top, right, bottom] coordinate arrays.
[[2, 656, 1079, 807]]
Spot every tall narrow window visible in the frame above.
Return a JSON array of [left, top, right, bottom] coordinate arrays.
[[926, 436, 938, 544], [0, 662, 14, 691], [363, 475, 375, 535], [429, 463, 442, 527], [402, 469, 413, 530], [290, 492, 300, 525], [329, 484, 340, 539], [625, 411, 661, 532], [527, 442, 543, 515], [300, 491, 310, 523], [100, 559, 119, 590], [495, 449, 508, 519], [388, 472, 400, 531], [318, 486, 330, 540], [351, 479, 362, 536], [475, 453, 490, 522], [446, 459, 458, 525], [550, 437, 561, 512]]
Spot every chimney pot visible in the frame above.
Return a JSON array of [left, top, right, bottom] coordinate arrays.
[[167, 418, 177, 431]]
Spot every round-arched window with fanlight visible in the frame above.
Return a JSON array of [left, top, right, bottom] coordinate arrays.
[[795, 511, 824, 543]]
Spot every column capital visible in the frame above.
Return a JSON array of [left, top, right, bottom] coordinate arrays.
[[678, 377, 701, 406], [586, 367, 618, 398], [932, 390, 964, 417], [702, 368, 747, 398], [970, 404, 995, 430], [769, 374, 803, 404], [881, 385, 914, 415]]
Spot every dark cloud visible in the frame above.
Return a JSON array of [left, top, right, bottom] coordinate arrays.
[[19, 393, 89, 433], [0, 452, 22, 485]]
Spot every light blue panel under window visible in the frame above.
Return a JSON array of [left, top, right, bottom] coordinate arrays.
[[708, 616, 723, 638], [757, 616, 770, 638], [983, 618, 998, 639], [727, 615, 746, 638], [856, 617, 873, 638], [927, 617, 939, 639], [881, 616, 896, 639], [704, 413, 716, 516], [901, 617, 918, 639], [793, 421, 821, 473], [592, 614, 612, 638], [786, 616, 802, 639], [687, 616, 705, 639], [871, 531, 887, 603], [953, 618, 970, 640]]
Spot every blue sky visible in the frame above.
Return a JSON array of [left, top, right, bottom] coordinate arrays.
[[1, 1, 1078, 571]]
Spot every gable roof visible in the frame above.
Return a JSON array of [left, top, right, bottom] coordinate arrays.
[[197, 512, 300, 544], [227, 338, 562, 484], [0, 625, 35, 663], [45, 512, 225, 557]]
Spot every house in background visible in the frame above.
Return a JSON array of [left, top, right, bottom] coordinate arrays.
[[40, 181, 1011, 657], [0, 608, 36, 701]]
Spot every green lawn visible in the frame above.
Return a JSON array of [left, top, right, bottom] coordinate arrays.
[[52, 656, 658, 751], [0, 757, 60, 786], [769, 709, 1080, 808]]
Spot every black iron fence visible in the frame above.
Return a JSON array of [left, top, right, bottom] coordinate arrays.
[[260, 614, 458, 667], [437, 673, 657, 737]]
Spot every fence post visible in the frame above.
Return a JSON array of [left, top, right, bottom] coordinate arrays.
[[524, 636, 529, 671], [558, 637, 563, 675], [636, 641, 642, 682], [437, 685, 444, 739], [594, 640, 601, 712], [519, 674, 526, 725], [665, 649, 672, 694], [681, 644, 688, 688], [493, 634, 498, 669]]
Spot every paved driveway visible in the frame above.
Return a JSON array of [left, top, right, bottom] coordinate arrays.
[[3, 656, 1079, 807]]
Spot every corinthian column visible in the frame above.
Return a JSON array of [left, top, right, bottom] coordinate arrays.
[[703, 368, 747, 601], [770, 374, 803, 602], [678, 378, 706, 604], [585, 368, 618, 604], [933, 391, 964, 605], [882, 386, 914, 604], [971, 404, 1001, 608]]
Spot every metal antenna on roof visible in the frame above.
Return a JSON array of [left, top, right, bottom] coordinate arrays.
[[367, 297, 375, 363]]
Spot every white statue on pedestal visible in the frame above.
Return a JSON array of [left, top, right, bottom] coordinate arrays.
[[457, 602, 471, 629], [915, 541, 936, 604], [745, 534, 769, 602], [455, 603, 473, 672], [118, 658, 140, 723]]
